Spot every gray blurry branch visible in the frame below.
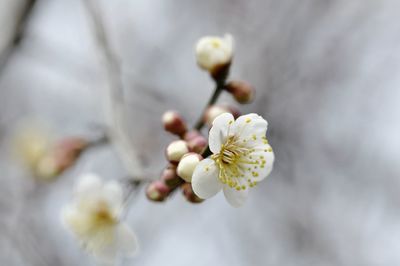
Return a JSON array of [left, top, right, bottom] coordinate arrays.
[[0, 0, 37, 73], [81, 0, 124, 103], [82, 0, 146, 184]]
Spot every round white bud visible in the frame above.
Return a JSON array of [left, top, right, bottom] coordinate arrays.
[[177, 153, 202, 182], [162, 111, 187, 136], [166, 140, 189, 163], [204, 105, 229, 126], [195, 34, 233, 74]]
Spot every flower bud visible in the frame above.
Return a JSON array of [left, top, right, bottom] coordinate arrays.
[[160, 165, 176, 183], [165, 140, 189, 163], [225, 80, 255, 104], [32, 137, 88, 180], [227, 105, 241, 119], [195, 34, 233, 80], [204, 105, 241, 127], [35, 155, 59, 179], [57, 137, 87, 153], [177, 153, 202, 182], [204, 105, 228, 127], [146, 180, 170, 202], [14, 125, 51, 169], [183, 130, 202, 142], [187, 135, 207, 154], [181, 182, 204, 203], [160, 164, 183, 188], [56, 137, 87, 163], [162, 111, 187, 136]]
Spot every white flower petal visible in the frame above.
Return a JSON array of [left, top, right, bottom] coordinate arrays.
[[223, 186, 249, 207], [232, 113, 268, 142], [89, 224, 137, 263], [191, 158, 222, 199], [75, 173, 102, 197], [223, 34, 234, 53], [253, 144, 275, 181], [61, 205, 79, 229], [116, 223, 138, 257], [87, 226, 118, 263], [208, 113, 234, 153]]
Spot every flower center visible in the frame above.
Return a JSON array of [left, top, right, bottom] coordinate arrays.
[[211, 40, 221, 48], [92, 201, 118, 227], [212, 136, 247, 165], [211, 135, 259, 190]]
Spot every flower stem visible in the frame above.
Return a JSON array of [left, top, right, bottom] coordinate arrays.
[[122, 179, 145, 218], [201, 145, 212, 158], [194, 80, 225, 130]]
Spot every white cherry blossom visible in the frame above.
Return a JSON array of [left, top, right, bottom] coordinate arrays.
[[61, 173, 137, 263], [192, 113, 274, 207]]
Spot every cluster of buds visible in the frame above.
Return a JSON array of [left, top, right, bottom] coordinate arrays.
[[146, 111, 205, 203], [146, 165, 182, 202], [147, 34, 260, 204]]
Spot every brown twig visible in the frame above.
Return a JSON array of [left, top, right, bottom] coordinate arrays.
[[193, 82, 225, 130]]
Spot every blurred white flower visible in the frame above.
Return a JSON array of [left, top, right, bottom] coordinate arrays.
[[62, 173, 137, 263], [195, 34, 233, 74], [192, 113, 274, 207], [14, 123, 51, 172]]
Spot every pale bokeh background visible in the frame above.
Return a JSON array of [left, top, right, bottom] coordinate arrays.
[[1, 0, 400, 265]]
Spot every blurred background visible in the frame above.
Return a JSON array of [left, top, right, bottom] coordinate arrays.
[[1, 0, 400, 265]]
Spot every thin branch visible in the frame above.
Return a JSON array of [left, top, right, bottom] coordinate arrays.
[[193, 82, 225, 130], [82, 0, 146, 181], [81, 0, 123, 101], [0, 0, 38, 73]]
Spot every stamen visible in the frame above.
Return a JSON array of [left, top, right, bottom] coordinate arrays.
[[212, 133, 266, 190]]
